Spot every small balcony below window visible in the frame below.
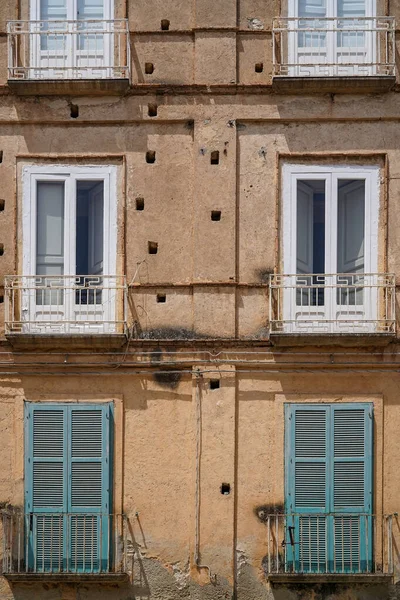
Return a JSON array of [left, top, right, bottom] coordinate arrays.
[[1, 510, 129, 582], [7, 19, 130, 95], [263, 512, 394, 583], [272, 17, 396, 93], [269, 273, 396, 344], [4, 275, 127, 347]]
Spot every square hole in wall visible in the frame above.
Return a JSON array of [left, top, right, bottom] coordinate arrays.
[[146, 151, 156, 164], [210, 379, 220, 390], [157, 293, 166, 303], [145, 62, 154, 74], [161, 19, 170, 30], [211, 210, 221, 221], [210, 151, 219, 165], [255, 63, 264, 73], [136, 197, 145, 210], [220, 483, 230, 495], [148, 241, 158, 254], [148, 104, 158, 117]]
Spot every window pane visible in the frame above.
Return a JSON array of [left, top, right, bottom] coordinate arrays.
[[36, 182, 65, 276], [337, 179, 365, 306], [296, 179, 325, 306], [76, 181, 104, 305]]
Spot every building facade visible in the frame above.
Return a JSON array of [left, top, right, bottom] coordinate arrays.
[[0, 0, 399, 599]]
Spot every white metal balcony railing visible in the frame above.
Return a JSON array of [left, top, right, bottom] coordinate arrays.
[[272, 17, 395, 77], [4, 275, 127, 335], [263, 513, 394, 575], [269, 273, 396, 335], [1, 511, 129, 575], [7, 19, 130, 81]]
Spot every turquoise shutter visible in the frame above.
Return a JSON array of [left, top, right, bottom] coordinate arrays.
[[68, 405, 110, 572], [25, 402, 112, 573], [25, 403, 68, 572], [285, 403, 373, 574], [332, 404, 373, 572], [285, 404, 329, 573]]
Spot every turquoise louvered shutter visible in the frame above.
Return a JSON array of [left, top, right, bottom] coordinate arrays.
[[332, 404, 373, 572], [25, 404, 68, 571], [25, 402, 112, 573], [285, 403, 373, 574], [285, 404, 329, 572], [68, 405, 111, 572]]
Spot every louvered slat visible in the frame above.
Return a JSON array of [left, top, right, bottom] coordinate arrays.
[[71, 463, 102, 507], [71, 410, 102, 457], [33, 463, 64, 508], [33, 410, 64, 457]]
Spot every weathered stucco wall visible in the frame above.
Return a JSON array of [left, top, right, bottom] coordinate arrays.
[[0, 369, 399, 600], [0, 0, 399, 598]]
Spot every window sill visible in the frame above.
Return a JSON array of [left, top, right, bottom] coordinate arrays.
[[7, 78, 130, 97], [268, 573, 393, 585], [4, 572, 129, 584], [269, 332, 396, 347], [5, 333, 128, 350], [272, 75, 396, 94]]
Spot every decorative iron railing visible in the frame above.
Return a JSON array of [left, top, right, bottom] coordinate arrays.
[[263, 513, 394, 575], [7, 19, 130, 80], [269, 273, 396, 335], [4, 275, 127, 335], [1, 511, 129, 575], [272, 17, 395, 77]]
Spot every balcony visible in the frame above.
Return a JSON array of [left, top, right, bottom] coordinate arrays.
[[269, 273, 396, 345], [272, 17, 396, 93], [7, 19, 130, 95], [4, 275, 128, 348], [1, 511, 129, 582], [263, 513, 394, 583]]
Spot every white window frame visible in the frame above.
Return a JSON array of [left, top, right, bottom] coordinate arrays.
[[29, 0, 114, 79], [281, 163, 380, 332], [288, 0, 376, 77], [22, 164, 117, 333]]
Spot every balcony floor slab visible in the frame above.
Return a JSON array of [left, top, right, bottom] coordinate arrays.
[[8, 79, 130, 96], [269, 332, 396, 347], [272, 75, 396, 94], [268, 573, 393, 584], [5, 333, 128, 350], [5, 573, 129, 584]]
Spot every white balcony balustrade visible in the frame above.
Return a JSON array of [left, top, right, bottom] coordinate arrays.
[[5, 275, 127, 336], [1, 511, 129, 576], [7, 19, 130, 81], [272, 17, 395, 77], [269, 273, 396, 335], [263, 513, 394, 576]]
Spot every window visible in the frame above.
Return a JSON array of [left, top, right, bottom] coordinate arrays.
[[288, 0, 377, 76], [22, 165, 118, 334], [285, 403, 373, 573], [29, 0, 114, 78], [281, 163, 381, 333], [25, 402, 113, 573]]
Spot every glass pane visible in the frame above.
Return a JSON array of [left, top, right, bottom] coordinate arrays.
[[337, 0, 366, 48], [298, 0, 327, 48], [40, 0, 68, 52], [76, 181, 104, 305], [77, 0, 104, 52], [296, 180, 325, 306], [337, 179, 365, 306]]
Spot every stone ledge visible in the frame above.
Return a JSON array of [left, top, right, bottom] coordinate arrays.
[[4, 572, 129, 584], [5, 333, 128, 350], [269, 332, 396, 347], [272, 75, 396, 94], [268, 573, 393, 584], [7, 79, 130, 96]]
